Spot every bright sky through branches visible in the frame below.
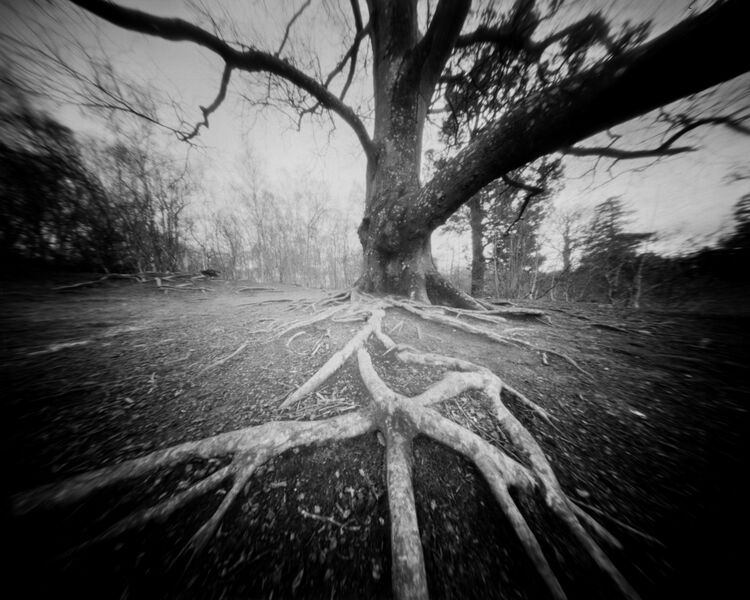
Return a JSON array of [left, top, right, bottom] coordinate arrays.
[[1, 0, 748, 270]]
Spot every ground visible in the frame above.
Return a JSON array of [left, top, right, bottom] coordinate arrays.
[[2, 274, 748, 599]]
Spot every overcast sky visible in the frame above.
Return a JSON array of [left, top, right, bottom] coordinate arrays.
[[2, 0, 748, 267]]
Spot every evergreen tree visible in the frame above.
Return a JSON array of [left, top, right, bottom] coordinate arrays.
[[578, 197, 652, 304]]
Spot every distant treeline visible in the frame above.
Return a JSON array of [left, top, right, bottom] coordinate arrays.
[[541, 195, 750, 308], [3, 86, 747, 305], [0, 85, 361, 287], [441, 190, 750, 308], [0, 85, 191, 274]]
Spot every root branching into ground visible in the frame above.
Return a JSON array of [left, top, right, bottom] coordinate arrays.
[[53, 271, 217, 293], [12, 290, 645, 600]]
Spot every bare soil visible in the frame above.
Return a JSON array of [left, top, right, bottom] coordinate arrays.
[[2, 275, 748, 599]]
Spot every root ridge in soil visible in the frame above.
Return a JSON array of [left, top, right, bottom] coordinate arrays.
[[11, 290, 646, 600]]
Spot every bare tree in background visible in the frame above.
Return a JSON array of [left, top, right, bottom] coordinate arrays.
[[182, 170, 361, 286], [540, 204, 588, 301], [0, 74, 195, 272]]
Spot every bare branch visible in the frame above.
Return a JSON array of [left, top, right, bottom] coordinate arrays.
[[664, 114, 750, 139], [68, 0, 376, 161], [275, 0, 313, 57], [323, 24, 370, 95], [562, 144, 693, 159], [409, 0, 471, 95], [339, 0, 365, 101], [179, 63, 233, 141], [501, 173, 544, 196], [501, 173, 546, 236], [295, 4, 371, 131], [563, 114, 750, 160]]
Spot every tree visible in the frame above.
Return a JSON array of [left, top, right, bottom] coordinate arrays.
[[91, 138, 191, 272], [30, 0, 746, 306], [183, 173, 362, 286], [9, 2, 750, 599], [0, 70, 200, 273], [721, 193, 750, 255], [441, 158, 562, 297], [0, 80, 109, 268], [488, 161, 561, 299], [539, 204, 588, 301], [578, 197, 652, 305]]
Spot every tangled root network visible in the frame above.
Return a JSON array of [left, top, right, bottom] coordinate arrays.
[[13, 290, 642, 600]]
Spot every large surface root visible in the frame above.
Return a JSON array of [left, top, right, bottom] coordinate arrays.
[[12, 293, 642, 600]]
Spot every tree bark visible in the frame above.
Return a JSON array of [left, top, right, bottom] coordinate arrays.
[[357, 0, 474, 305], [468, 196, 485, 297]]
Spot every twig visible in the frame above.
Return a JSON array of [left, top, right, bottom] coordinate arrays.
[[311, 329, 331, 357], [53, 276, 110, 291], [506, 337, 591, 377], [158, 284, 212, 292], [298, 507, 358, 530], [571, 499, 665, 547], [387, 320, 405, 334], [199, 342, 249, 375], [241, 298, 294, 306], [590, 322, 633, 334], [286, 331, 307, 347]]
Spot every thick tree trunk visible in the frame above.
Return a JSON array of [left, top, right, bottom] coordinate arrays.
[[356, 0, 478, 308], [358, 227, 480, 309]]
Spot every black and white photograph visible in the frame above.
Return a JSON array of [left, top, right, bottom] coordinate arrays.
[[2, 1, 748, 598]]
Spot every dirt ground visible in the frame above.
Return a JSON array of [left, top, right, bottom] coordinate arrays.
[[2, 274, 748, 599]]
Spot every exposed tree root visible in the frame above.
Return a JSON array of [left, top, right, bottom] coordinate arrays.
[[12, 294, 642, 600], [52, 276, 110, 291], [285, 331, 307, 347], [53, 271, 207, 291], [157, 284, 212, 292], [235, 286, 278, 293], [425, 271, 484, 310], [442, 305, 547, 320], [25, 325, 149, 357], [387, 298, 590, 376]]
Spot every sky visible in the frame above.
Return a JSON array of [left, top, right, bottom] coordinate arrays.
[[1, 0, 748, 269]]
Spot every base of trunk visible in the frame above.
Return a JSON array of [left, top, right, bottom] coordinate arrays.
[[424, 271, 483, 309], [358, 239, 483, 310]]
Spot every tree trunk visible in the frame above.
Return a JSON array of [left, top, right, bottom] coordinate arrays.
[[468, 196, 485, 297], [356, 0, 479, 309]]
